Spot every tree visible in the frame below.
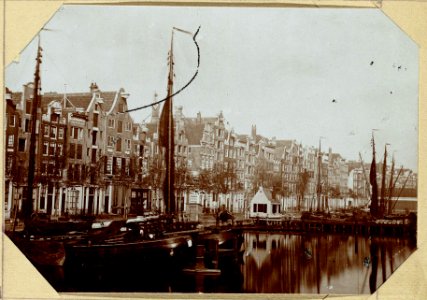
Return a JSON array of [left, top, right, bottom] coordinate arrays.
[[211, 161, 238, 210], [198, 169, 213, 211], [272, 173, 286, 200], [297, 169, 310, 211], [144, 154, 163, 212], [252, 157, 274, 194], [175, 161, 192, 220]]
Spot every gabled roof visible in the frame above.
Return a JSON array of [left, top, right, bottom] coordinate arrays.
[[40, 91, 117, 113], [251, 186, 280, 204]]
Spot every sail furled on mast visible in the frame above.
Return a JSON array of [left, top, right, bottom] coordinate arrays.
[[159, 31, 176, 215], [380, 145, 388, 217], [369, 135, 379, 218]]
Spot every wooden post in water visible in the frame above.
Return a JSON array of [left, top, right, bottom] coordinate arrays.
[[183, 238, 220, 275]]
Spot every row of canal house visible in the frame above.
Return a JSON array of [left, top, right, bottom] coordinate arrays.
[[7, 83, 401, 220], [4, 83, 148, 219]]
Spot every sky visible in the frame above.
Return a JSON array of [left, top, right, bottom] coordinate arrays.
[[5, 5, 419, 171]]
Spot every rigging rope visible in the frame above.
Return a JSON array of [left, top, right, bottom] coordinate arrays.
[[124, 26, 201, 114]]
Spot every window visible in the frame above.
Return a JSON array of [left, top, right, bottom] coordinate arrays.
[[116, 157, 122, 173], [108, 136, 114, 147], [67, 189, 79, 214], [44, 125, 49, 137], [41, 162, 47, 174], [18, 138, 26, 152], [25, 100, 32, 114], [108, 118, 115, 128], [125, 139, 131, 150], [117, 121, 123, 133], [9, 115, 15, 127], [24, 119, 30, 132], [51, 114, 59, 123], [105, 156, 113, 175], [50, 126, 57, 139], [57, 144, 63, 155], [77, 144, 83, 159], [122, 157, 127, 173], [8, 135, 14, 148], [43, 142, 48, 155], [116, 138, 122, 152], [58, 128, 64, 139], [92, 131, 97, 145], [93, 113, 98, 127], [49, 143, 55, 156], [92, 149, 97, 163], [258, 204, 267, 213], [71, 127, 82, 139], [69, 143, 75, 158]]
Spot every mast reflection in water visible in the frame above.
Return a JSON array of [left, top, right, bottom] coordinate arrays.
[[242, 233, 415, 294]]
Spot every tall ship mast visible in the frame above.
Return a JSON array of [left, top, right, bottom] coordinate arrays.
[[22, 39, 43, 226], [316, 138, 322, 212], [159, 30, 176, 216], [369, 133, 379, 218]]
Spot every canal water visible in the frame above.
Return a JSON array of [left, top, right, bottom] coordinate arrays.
[[40, 232, 416, 294]]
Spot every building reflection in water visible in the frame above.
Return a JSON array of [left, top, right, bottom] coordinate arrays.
[[242, 233, 415, 294]]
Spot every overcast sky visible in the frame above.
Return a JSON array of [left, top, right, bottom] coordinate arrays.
[[5, 5, 418, 171]]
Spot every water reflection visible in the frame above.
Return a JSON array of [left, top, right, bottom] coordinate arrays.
[[39, 233, 415, 294], [242, 233, 416, 294]]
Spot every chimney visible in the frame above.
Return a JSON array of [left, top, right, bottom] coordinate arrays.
[[90, 82, 99, 93], [196, 111, 202, 123], [251, 125, 257, 140]]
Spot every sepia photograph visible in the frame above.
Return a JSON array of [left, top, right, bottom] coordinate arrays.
[[3, 3, 419, 296]]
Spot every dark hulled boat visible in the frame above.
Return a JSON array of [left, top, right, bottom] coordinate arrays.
[[64, 220, 196, 270]]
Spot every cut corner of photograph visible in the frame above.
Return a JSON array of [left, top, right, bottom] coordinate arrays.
[[2, 1, 426, 299]]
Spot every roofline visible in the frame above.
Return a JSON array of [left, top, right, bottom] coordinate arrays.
[[85, 93, 97, 113], [107, 89, 122, 115]]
